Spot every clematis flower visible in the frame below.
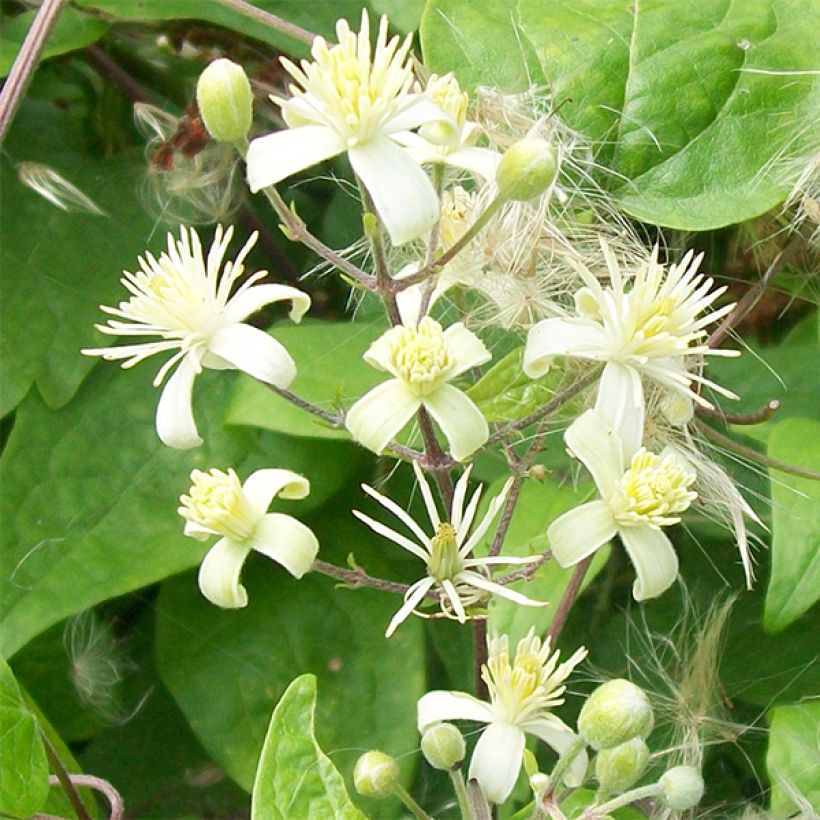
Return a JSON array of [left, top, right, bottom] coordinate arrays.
[[549, 410, 697, 601], [83, 226, 309, 449], [354, 462, 545, 637], [345, 317, 490, 461], [395, 73, 501, 180], [179, 467, 318, 608], [523, 244, 738, 453], [246, 12, 449, 246], [418, 629, 588, 804]]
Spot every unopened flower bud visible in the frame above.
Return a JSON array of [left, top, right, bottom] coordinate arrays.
[[529, 772, 551, 798], [421, 722, 465, 770], [196, 58, 253, 144], [353, 751, 399, 798], [496, 138, 557, 201], [578, 679, 654, 750], [659, 766, 704, 811], [595, 738, 650, 793]]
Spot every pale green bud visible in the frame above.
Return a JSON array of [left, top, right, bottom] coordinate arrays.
[[659, 766, 704, 811], [196, 58, 253, 144], [529, 772, 551, 798], [595, 738, 650, 793], [420, 722, 465, 771], [495, 138, 557, 201], [577, 679, 654, 751], [353, 751, 399, 799]]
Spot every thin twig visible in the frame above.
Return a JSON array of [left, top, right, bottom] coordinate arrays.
[[83, 45, 154, 104], [472, 618, 488, 699], [41, 775, 123, 820], [359, 182, 401, 325], [547, 556, 593, 645], [697, 398, 780, 426], [313, 559, 436, 599], [488, 475, 524, 557], [493, 551, 552, 586], [266, 384, 343, 426], [41, 734, 92, 820], [417, 407, 455, 509], [0, 0, 69, 145], [213, 0, 317, 46]]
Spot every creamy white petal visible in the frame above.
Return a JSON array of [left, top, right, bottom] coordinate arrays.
[[460, 479, 510, 556], [417, 690, 494, 732], [469, 722, 525, 805], [362, 326, 402, 376], [395, 283, 426, 327], [345, 379, 421, 454], [385, 577, 435, 638], [565, 410, 624, 496], [383, 97, 452, 134], [450, 465, 473, 533], [224, 284, 311, 325], [548, 501, 617, 567], [250, 512, 319, 579], [523, 318, 605, 378], [523, 716, 588, 787], [619, 525, 679, 601], [443, 322, 492, 377], [412, 460, 441, 531], [457, 571, 547, 607], [594, 362, 644, 459], [242, 469, 309, 517], [207, 323, 296, 389], [198, 537, 251, 608], [352, 510, 429, 561], [423, 383, 489, 462], [246, 126, 344, 192], [348, 137, 439, 245], [156, 353, 202, 449], [360, 481, 432, 547], [445, 146, 501, 180], [441, 578, 468, 623]]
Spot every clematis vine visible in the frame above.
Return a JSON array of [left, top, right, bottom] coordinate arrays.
[[345, 317, 491, 461], [179, 467, 318, 608], [83, 226, 309, 449], [418, 629, 589, 804], [354, 462, 545, 637], [246, 11, 450, 245], [549, 410, 697, 601]]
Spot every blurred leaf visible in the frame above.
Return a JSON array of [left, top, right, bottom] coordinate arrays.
[[225, 320, 386, 440], [0, 8, 108, 77], [767, 702, 820, 817], [0, 656, 49, 818], [763, 417, 820, 632], [251, 674, 365, 819], [371, 0, 425, 34], [422, 0, 819, 230]]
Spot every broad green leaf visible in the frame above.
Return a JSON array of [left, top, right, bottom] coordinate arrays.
[[422, 0, 819, 230], [225, 320, 386, 440], [0, 8, 108, 77], [251, 675, 365, 820], [763, 417, 820, 632], [767, 702, 820, 817], [371, 0, 425, 34], [0, 656, 49, 818], [0, 365, 360, 659]]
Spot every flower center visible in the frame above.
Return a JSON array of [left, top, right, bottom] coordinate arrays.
[[179, 468, 260, 541], [609, 449, 697, 528], [635, 295, 676, 340], [389, 317, 452, 396], [428, 522, 464, 581]]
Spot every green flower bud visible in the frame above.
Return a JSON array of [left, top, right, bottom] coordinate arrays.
[[595, 738, 650, 793], [420, 722, 466, 771], [353, 751, 399, 799], [495, 138, 557, 201], [577, 679, 654, 751], [196, 58, 253, 144], [659, 766, 704, 811], [529, 772, 551, 798]]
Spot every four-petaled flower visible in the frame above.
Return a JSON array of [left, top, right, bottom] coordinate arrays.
[[246, 11, 449, 246], [418, 629, 588, 804], [83, 226, 309, 449], [354, 462, 546, 637], [179, 467, 319, 608], [523, 244, 737, 454], [345, 317, 491, 461], [549, 410, 697, 601]]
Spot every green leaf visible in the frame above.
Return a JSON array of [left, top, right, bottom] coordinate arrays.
[[422, 0, 820, 230], [0, 8, 108, 78], [225, 320, 386, 440], [0, 656, 49, 818], [763, 417, 820, 632], [251, 675, 365, 820], [371, 0, 425, 34], [767, 702, 820, 817]]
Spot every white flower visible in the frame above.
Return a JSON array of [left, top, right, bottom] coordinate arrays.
[[354, 462, 546, 637], [418, 629, 588, 804], [179, 467, 318, 608], [83, 226, 309, 449], [345, 317, 490, 461], [549, 410, 697, 601], [523, 244, 738, 454], [394, 73, 501, 180], [246, 12, 448, 246]]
